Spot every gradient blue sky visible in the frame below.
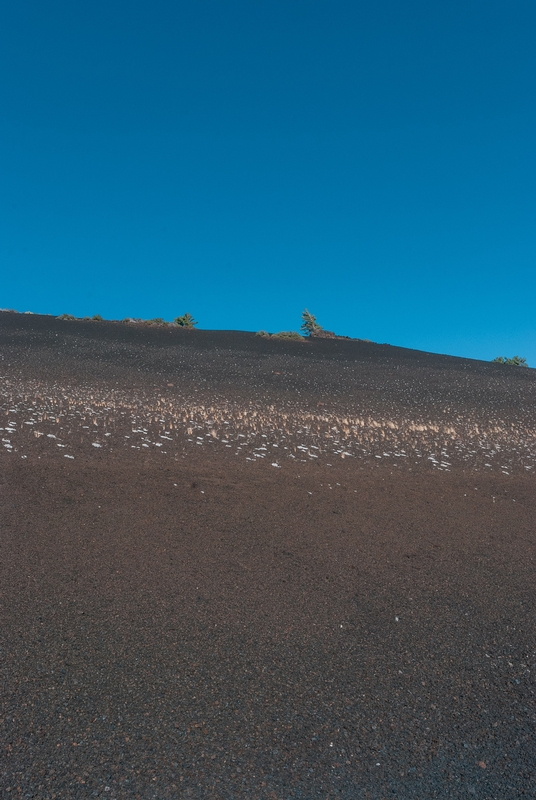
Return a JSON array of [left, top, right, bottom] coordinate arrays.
[[1, 0, 535, 363]]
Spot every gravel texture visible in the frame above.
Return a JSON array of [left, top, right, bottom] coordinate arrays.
[[1, 312, 535, 798]]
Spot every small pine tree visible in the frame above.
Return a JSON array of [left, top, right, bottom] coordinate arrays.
[[174, 313, 197, 328], [300, 309, 321, 336]]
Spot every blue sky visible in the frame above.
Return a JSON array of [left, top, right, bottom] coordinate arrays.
[[1, 0, 535, 364]]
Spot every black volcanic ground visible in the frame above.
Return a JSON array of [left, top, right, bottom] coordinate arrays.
[[1, 312, 535, 799]]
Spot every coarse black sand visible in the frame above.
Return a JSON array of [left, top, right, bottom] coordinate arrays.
[[1, 312, 535, 799]]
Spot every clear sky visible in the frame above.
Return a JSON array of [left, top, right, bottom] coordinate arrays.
[[1, 0, 535, 364]]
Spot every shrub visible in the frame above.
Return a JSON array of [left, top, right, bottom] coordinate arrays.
[[92, 314, 103, 321], [57, 313, 76, 320], [272, 331, 304, 341], [300, 309, 322, 336], [256, 330, 304, 341], [149, 317, 169, 325], [174, 313, 197, 328], [493, 355, 528, 366]]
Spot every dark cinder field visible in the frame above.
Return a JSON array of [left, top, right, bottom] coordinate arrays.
[[1, 312, 535, 799]]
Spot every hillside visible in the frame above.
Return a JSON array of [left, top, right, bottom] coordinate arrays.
[[1, 311, 535, 799], [1, 311, 535, 474]]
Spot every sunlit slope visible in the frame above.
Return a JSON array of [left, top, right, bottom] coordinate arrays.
[[1, 312, 535, 474]]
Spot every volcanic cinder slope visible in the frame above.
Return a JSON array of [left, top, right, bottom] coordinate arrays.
[[1, 312, 535, 799]]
